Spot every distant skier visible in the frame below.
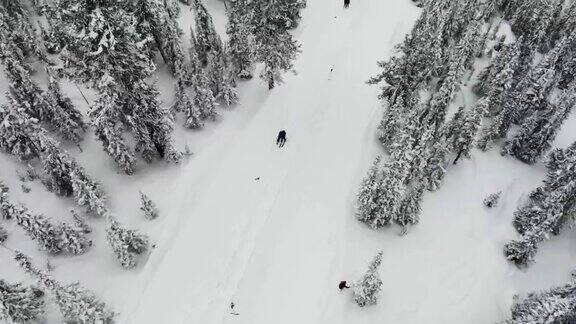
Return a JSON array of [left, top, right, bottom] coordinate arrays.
[[344, 0, 350, 8], [339, 280, 350, 290], [276, 130, 287, 147]]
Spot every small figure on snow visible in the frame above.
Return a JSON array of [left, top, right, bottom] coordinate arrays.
[[338, 280, 350, 290], [344, 0, 350, 8], [230, 302, 239, 315], [276, 130, 287, 147]]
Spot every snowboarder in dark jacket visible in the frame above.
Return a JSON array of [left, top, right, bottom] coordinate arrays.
[[339, 280, 350, 290], [344, 0, 350, 8], [277, 130, 287, 147]]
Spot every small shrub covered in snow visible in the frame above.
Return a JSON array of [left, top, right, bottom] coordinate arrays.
[[106, 220, 149, 269], [483, 191, 502, 208], [353, 251, 384, 307], [140, 191, 159, 220], [0, 279, 45, 323]]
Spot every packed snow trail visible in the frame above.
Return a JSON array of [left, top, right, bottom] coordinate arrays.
[[127, 0, 417, 322]]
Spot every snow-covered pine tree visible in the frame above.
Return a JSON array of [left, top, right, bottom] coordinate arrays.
[[502, 85, 575, 164], [58, 222, 92, 255], [38, 135, 76, 197], [140, 191, 159, 220], [14, 251, 115, 323], [126, 80, 182, 164], [219, 63, 240, 106], [0, 104, 42, 161], [507, 277, 576, 323], [374, 150, 412, 227], [90, 79, 137, 174], [395, 183, 425, 228], [174, 81, 203, 129], [0, 279, 45, 323], [277, 0, 306, 29], [356, 156, 383, 228], [451, 106, 482, 164], [187, 36, 218, 121], [106, 220, 149, 269], [422, 135, 449, 191], [0, 1, 37, 59], [42, 74, 86, 144], [193, 0, 222, 68], [2, 56, 46, 120], [12, 203, 63, 254], [249, 0, 301, 89], [353, 251, 384, 307], [226, 0, 253, 79], [70, 168, 108, 217], [477, 40, 522, 117]]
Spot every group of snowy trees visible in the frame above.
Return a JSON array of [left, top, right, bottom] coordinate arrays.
[[0, 0, 306, 319], [359, 0, 576, 235], [1, 0, 305, 173], [506, 271, 576, 323], [504, 142, 576, 267], [360, 0, 576, 319], [359, 0, 494, 231]]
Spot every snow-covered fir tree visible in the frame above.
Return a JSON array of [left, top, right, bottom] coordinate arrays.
[[42, 74, 87, 144], [0, 279, 45, 323], [249, 0, 301, 89], [140, 191, 159, 220], [278, 0, 306, 29], [12, 203, 62, 254], [0, 104, 42, 161], [89, 78, 137, 174], [1, 56, 45, 120], [59, 222, 92, 255], [422, 135, 449, 191], [173, 80, 203, 129], [106, 220, 149, 269], [187, 33, 218, 121], [193, 0, 222, 68], [502, 84, 576, 164], [226, 0, 253, 79], [70, 169, 108, 217], [395, 183, 425, 228], [447, 106, 482, 164], [356, 156, 383, 227], [506, 275, 576, 323], [38, 135, 76, 197], [353, 251, 384, 307], [0, 1, 37, 60], [14, 252, 115, 323]]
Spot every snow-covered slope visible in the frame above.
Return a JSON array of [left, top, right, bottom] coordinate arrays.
[[2, 0, 576, 323]]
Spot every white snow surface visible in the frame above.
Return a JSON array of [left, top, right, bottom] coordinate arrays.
[[1, 0, 576, 323]]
